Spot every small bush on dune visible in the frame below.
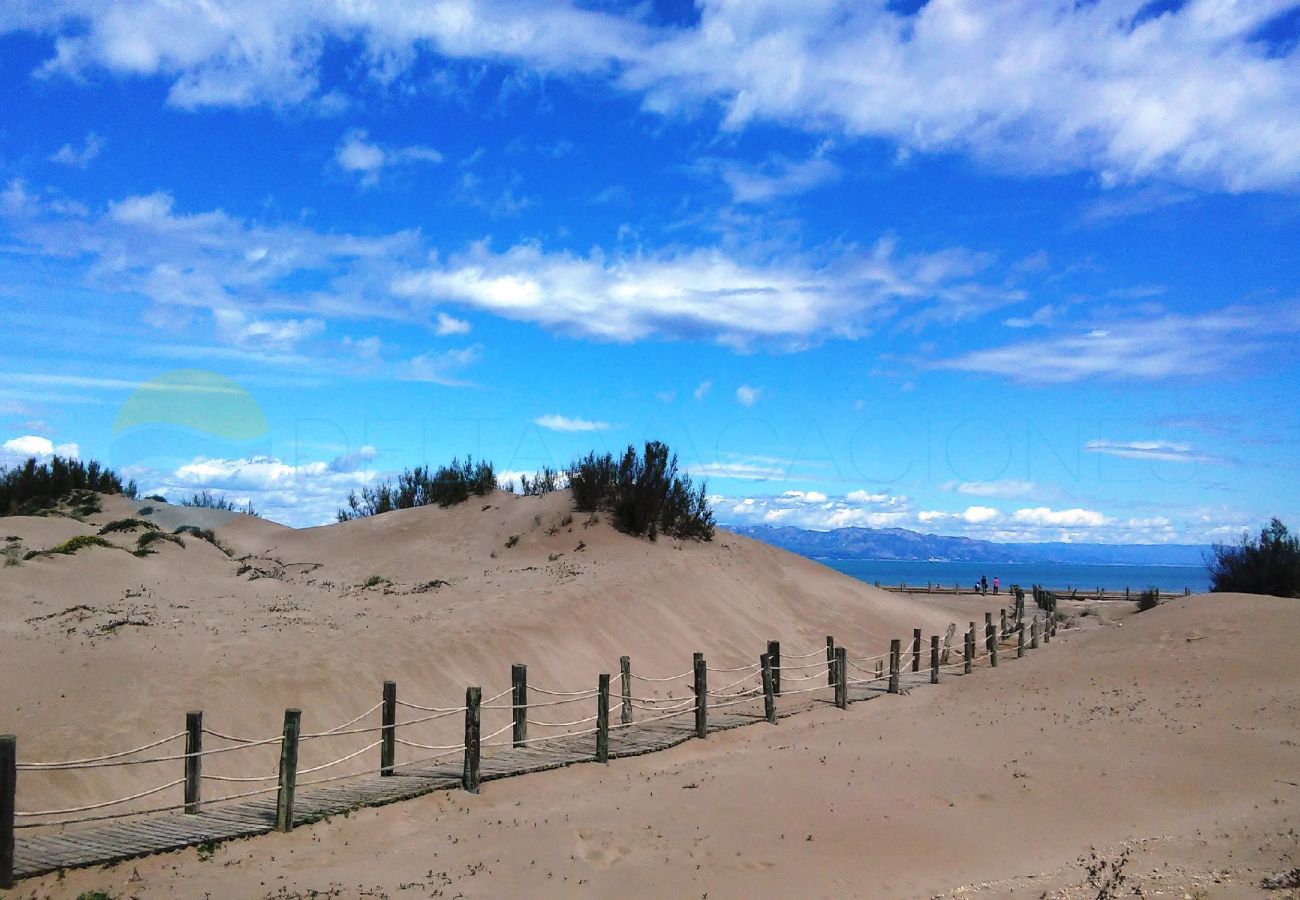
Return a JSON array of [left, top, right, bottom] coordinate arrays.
[[181, 490, 257, 517], [566, 441, 713, 541], [25, 534, 115, 560], [336, 457, 495, 521], [99, 518, 159, 535], [174, 525, 235, 557], [1137, 587, 1161, 611], [0, 455, 137, 517], [520, 466, 563, 496], [1208, 518, 1300, 598], [134, 530, 184, 556], [568, 452, 617, 513]]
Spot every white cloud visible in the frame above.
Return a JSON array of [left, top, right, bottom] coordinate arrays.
[[1, 182, 422, 358], [693, 380, 712, 400], [963, 505, 1002, 524], [939, 304, 1300, 383], [735, 384, 762, 407], [918, 505, 1003, 525], [1085, 439, 1231, 465], [943, 479, 1043, 499], [49, 132, 103, 168], [1012, 507, 1112, 527], [10, 2, 1300, 190], [1002, 305, 1056, 329], [135, 450, 382, 527], [434, 312, 471, 336], [398, 345, 482, 386], [718, 489, 913, 530], [687, 457, 790, 482], [392, 237, 1012, 346], [7, 182, 1014, 357], [335, 128, 443, 186], [1, 434, 80, 467], [719, 148, 840, 204], [533, 414, 609, 433], [213, 309, 324, 351]]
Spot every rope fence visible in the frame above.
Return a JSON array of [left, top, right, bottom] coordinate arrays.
[[0, 605, 1061, 888]]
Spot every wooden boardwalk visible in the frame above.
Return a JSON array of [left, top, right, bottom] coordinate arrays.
[[11, 666, 950, 880]]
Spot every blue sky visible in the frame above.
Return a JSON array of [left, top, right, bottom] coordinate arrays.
[[1, 1, 1298, 540]]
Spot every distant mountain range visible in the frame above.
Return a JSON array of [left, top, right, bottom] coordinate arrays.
[[726, 524, 1211, 567]]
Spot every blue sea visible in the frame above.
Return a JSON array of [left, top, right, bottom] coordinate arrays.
[[819, 559, 1210, 594]]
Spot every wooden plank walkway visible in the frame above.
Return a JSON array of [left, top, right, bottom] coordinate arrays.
[[10, 664, 967, 881]]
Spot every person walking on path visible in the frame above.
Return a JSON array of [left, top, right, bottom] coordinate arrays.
[[993, 576, 1000, 595]]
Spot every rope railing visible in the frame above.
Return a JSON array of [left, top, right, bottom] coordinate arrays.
[[525, 712, 600, 729], [300, 702, 384, 739], [3, 614, 1059, 883], [628, 670, 694, 683], [706, 661, 762, 673], [15, 732, 187, 771], [202, 728, 283, 746], [394, 699, 467, 713], [15, 778, 185, 820]]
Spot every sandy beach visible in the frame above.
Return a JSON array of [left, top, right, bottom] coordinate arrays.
[[1, 492, 1296, 898]]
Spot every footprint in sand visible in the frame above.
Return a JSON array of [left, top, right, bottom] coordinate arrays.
[[574, 829, 632, 869]]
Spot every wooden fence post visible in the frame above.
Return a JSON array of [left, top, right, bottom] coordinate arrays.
[[620, 656, 632, 725], [512, 664, 528, 747], [761, 653, 776, 723], [834, 647, 848, 709], [275, 709, 301, 833], [826, 636, 836, 686], [184, 710, 202, 813], [930, 635, 939, 684], [1046, 613, 1053, 643], [964, 629, 973, 674], [381, 680, 396, 776], [596, 674, 610, 764], [1000, 609, 1008, 639], [463, 687, 481, 793], [888, 639, 901, 694], [1032, 616, 1041, 649], [986, 614, 998, 668], [1017, 623, 1026, 658], [912, 628, 922, 673], [1, 735, 14, 890], [767, 640, 781, 695], [693, 652, 707, 739]]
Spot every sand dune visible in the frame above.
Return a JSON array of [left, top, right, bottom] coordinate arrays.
[[4, 495, 1296, 897], [2, 490, 952, 811]]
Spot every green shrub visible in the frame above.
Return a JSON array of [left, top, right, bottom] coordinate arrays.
[[566, 442, 713, 541], [336, 457, 495, 521], [0, 455, 137, 516], [363, 574, 389, 588], [99, 518, 159, 535], [568, 452, 617, 512], [25, 534, 116, 559], [1137, 587, 1160, 611], [134, 531, 184, 555], [520, 466, 563, 496], [173, 525, 234, 557], [1208, 518, 1300, 598]]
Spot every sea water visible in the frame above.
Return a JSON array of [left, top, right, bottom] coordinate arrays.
[[820, 559, 1210, 594]]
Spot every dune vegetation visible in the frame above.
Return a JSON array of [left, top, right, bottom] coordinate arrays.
[[0, 456, 137, 517], [1208, 517, 1300, 597]]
